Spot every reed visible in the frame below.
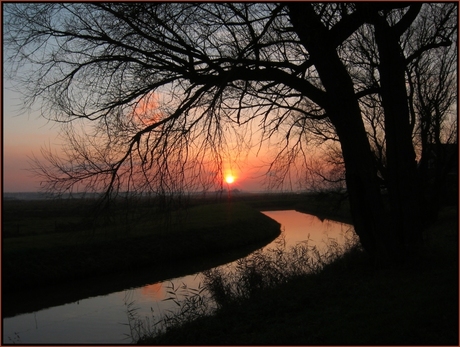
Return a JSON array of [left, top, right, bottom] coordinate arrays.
[[202, 231, 358, 308], [133, 228, 359, 342]]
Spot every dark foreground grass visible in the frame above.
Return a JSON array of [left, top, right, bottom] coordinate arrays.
[[3, 201, 280, 294], [140, 205, 458, 345]]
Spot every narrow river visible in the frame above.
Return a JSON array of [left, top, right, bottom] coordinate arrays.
[[3, 210, 353, 344]]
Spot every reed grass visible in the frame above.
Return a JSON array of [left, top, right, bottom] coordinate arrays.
[[133, 227, 359, 343], [202, 229, 358, 308]]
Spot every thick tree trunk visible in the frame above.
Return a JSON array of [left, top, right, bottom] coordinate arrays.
[[373, 20, 424, 258], [322, 66, 406, 264], [332, 110, 399, 263], [288, 4, 405, 264]]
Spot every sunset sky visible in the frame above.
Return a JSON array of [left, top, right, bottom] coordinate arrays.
[[3, 80, 277, 193]]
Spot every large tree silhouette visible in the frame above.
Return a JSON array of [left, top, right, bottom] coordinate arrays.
[[4, 3, 457, 264]]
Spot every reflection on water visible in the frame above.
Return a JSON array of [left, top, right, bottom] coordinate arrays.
[[262, 210, 350, 251], [141, 283, 164, 300], [3, 210, 353, 344]]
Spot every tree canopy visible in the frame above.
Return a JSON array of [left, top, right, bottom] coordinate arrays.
[[4, 2, 457, 263]]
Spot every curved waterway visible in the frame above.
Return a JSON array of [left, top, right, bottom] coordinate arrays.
[[3, 210, 353, 344]]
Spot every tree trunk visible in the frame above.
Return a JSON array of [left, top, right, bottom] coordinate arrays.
[[373, 19, 424, 258], [288, 4, 404, 264], [321, 63, 406, 264]]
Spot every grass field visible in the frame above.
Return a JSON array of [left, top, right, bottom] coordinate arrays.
[[3, 198, 281, 294]]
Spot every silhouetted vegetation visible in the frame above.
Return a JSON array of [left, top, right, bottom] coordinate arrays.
[[137, 204, 458, 345]]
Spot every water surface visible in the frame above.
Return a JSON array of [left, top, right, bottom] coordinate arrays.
[[3, 210, 353, 344]]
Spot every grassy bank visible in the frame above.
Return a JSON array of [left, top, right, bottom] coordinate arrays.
[[139, 204, 458, 345], [3, 200, 280, 294]]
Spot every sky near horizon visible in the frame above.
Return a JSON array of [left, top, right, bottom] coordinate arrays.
[[1, 4, 322, 195], [3, 82, 63, 192], [2, 26, 305, 194], [2, 80, 277, 193]]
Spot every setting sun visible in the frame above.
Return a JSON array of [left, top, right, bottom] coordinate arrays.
[[225, 175, 235, 184]]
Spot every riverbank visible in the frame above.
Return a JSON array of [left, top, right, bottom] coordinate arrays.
[[140, 204, 458, 345], [3, 199, 281, 316]]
